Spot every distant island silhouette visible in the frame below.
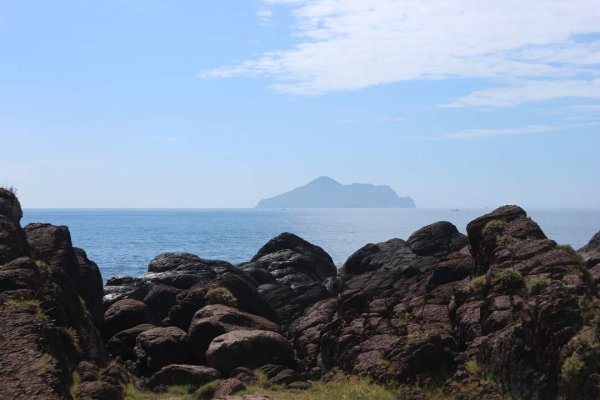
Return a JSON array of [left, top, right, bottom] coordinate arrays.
[[256, 176, 416, 208]]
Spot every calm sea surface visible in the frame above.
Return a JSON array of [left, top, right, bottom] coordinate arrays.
[[21, 208, 600, 280]]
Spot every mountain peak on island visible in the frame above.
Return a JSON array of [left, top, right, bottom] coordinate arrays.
[[256, 176, 416, 208]]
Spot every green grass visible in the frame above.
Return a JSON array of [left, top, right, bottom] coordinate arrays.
[[240, 374, 397, 400], [496, 234, 514, 247], [3, 298, 47, 319], [482, 220, 506, 236], [193, 380, 223, 399], [561, 354, 585, 382], [557, 244, 586, 265], [37, 353, 52, 377], [527, 277, 551, 295], [468, 275, 486, 293], [492, 269, 523, 287], [70, 371, 81, 399], [124, 384, 197, 400]]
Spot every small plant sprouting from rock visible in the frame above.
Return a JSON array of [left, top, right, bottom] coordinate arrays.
[[36, 353, 52, 377], [561, 354, 585, 383], [482, 220, 506, 236], [193, 380, 223, 399], [468, 275, 486, 293], [557, 244, 586, 265], [492, 269, 523, 287], [206, 287, 238, 308], [0, 186, 17, 196], [527, 277, 550, 295], [496, 234, 514, 247], [465, 359, 481, 376]]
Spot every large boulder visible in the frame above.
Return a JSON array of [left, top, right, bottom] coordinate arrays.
[[249, 232, 336, 287], [407, 221, 468, 257], [103, 299, 153, 340], [147, 364, 220, 390], [106, 323, 155, 359], [135, 326, 189, 371], [206, 330, 295, 375], [188, 304, 279, 361]]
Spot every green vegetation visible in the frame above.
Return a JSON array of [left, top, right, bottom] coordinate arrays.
[[60, 326, 81, 353], [241, 374, 397, 400], [124, 374, 397, 400], [70, 371, 81, 399], [557, 244, 586, 265], [193, 380, 223, 399], [37, 353, 52, 377], [465, 359, 481, 376], [496, 234, 514, 247], [206, 287, 238, 308], [526, 277, 550, 295], [124, 384, 197, 400], [468, 275, 486, 293], [482, 220, 506, 236], [0, 186, 16, 196], [561, 354, 585, 382], [3, 298, 47, 319], [492, 269, 523, 287]]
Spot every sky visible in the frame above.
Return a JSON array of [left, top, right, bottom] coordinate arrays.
[[1, 0, 599, 209]]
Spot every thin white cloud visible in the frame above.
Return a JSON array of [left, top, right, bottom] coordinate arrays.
[[201, 0, 600, 104], [570, 103, 600, 113], [257, 7, 274, 25], [400, 125, 556, 141], [443, 79, 600, 107]]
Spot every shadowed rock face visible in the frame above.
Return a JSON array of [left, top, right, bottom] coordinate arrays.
[[580, 230, 600, 275], [0, 189, 120, 400]]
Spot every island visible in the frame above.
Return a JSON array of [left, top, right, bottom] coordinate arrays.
[[256, 176, 416, 208]]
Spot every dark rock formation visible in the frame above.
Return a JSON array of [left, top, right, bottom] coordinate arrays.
[[104, 299, 153, 340], [0, 188, 121, 399], [188, 304, 280, 362], [106, 323, 155, 360], [147, 364, 220, 390], [580, 230, 600, 273], [134, 326, 189, 371], [4, 186, 600, 400], [206, 330, 295, 375]]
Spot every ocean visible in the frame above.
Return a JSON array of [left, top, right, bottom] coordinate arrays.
[[21, 208, 600, 281]]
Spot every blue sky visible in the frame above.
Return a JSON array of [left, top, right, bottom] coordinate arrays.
[[1, 0, 599, 208]]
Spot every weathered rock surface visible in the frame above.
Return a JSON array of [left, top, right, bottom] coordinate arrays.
[[206, 330, 295, 375], [103, 298, 153, 340], [0, 188, 120, 399], [188, 304, 279, 361], [147, 364, 220, 389], [580, 230, 600, 273], [135, 326, 189, 371]]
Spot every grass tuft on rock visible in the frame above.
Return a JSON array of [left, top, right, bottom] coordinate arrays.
[[492, 269, 523, 287], [206, 287, 238, 308], [482, 220, 506, 236], [527, 277, 551, 295]]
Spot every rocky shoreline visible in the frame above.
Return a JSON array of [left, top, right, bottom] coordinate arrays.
[[1, 188, 600, 399]]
